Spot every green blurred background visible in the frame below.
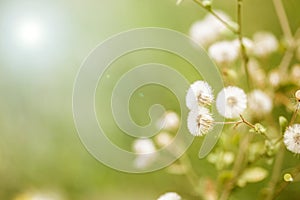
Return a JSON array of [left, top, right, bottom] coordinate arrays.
[[0, 0, 300, 199]]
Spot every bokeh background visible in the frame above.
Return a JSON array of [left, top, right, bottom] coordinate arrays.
[[0, 0, 300, 199]]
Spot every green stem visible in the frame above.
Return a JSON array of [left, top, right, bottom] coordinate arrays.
[[219, 134, 253, 200], [192, 0, 238, 34], [272, 0, 293, 40], [289, 102, 300, 126], [179, 153, 201, 196], [237, 0, 251, 90], [272, 0, 295, 74], [264, 144, 285, 200], [274, 163, 300, 197]]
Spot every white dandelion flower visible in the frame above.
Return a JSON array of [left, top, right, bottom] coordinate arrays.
[[132, 139, 156, 154], [248, 90, 273, 116], [157, 111, 180, 131], [155, 132, 173, 147], [208, 41, 239, 64], [187, 106, 214, 136], [132, 139, 156, 169], [284, 124, 300, 154], [204, 10, 233, 34], [189, 20, 220, 46], [216, 86, 247, 119], [296, 90, 300, 101], [133, 154, 156, 169], [248, 59, 266, 86], [186, 80, 214, 109], [189, 11, 233, 47], [157, 192, 182, 200], [252, 31, 278, 57], [291, 64, 300, 84], [269, 70, 281, 87]]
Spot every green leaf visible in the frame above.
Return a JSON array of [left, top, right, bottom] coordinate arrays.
[[279, 116, 288, 134], [238, 167, 268, 187]]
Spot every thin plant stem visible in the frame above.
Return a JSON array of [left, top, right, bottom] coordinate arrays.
[[272, 0, 295, 74], [214, 120, 243, 125], [265, 144, 285, 200], [219, 134, 253, 200], [274, 163, 300, 197], [278, 45, 295, 74], [192, 0, 238, 34], [289, 102, 300, 126], [237, 0, 251, 90], [179, 153, 202, 196], [272, 0, 293, 40], [239, 114, 255, 129]]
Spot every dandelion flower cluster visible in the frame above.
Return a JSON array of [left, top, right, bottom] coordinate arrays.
[[186, 81, 214, 136], [284, 124, 300, 154], [216, 86, 247, 119], [157, 192, 182, 200]]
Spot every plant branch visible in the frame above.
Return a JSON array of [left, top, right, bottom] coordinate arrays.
[[264, 144, 285, 200], [289, 102, 300, 126], [274, 163, 300, 197], [192, 0, 238, 34], [272, 0, 293, 40], [219, 134, 253, 200], [237, 0, 251, 90]]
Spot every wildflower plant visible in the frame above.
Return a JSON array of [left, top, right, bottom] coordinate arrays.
[[156, 0, 300, 199]]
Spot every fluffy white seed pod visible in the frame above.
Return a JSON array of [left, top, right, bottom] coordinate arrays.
[[190, 11, 233, 47], [248, 90, 273, 116], [132, 139, 156, 154], [187, 106, 214, 136], [208, 41, 239, 64], [157, 192, 182, 200], [252, 31, 278, 57], [216, 86, 247, 119], [186, 80, 214, 109], [284, 124, 300, 154]]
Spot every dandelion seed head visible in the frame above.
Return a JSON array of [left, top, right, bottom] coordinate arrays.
[[284, 124, 300, 154], [248, 59, 266, 86], [216, 86, 247, 118], [189, 11, 232, 47], [155, 132, 173, 147], [190, 20, 220, 46], [269, 70, 281, 87], [253, 31, 278, 57], [295, 90, 300, 101], [157, 192, 182, 200], [187, 106, 214, 136], [157, 111, 180, 131], [248, 90, 273, 116], [291, 64, 300, 84], [132, 138, 156, 154], [186, 81, 214, 109], [208, 41, 239, 64]]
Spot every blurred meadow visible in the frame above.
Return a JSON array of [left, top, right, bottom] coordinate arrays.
[[0, 0, 300, 199]]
